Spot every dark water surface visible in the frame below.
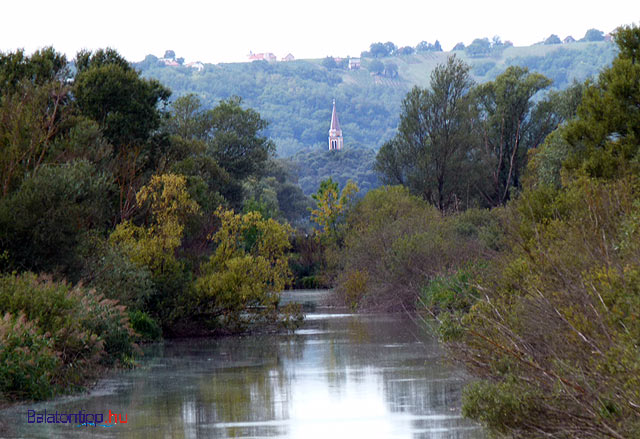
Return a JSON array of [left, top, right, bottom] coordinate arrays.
[[1, 292, 484, 438]]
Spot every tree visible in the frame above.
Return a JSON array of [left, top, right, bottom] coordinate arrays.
[[163, 50, 176, 59], [369, 42, 395, 58], [0, 48, 71, 195], [73, 49, 171, 149], [0, 47, 69, 96], [465, 38, 491, 57], [452, 42, 465, 51], [166, 94, 211, 140], [582, 28, 605, 42], [563, 24, 640, 179], [397, 46, 415, 55], [207, 96, 275, 181], [544, 34, 562, 45], [321, 56, 337, 69], [310, 178, 359, 237], [0, 161, 113, 274], [474, 66, 552, 206], [375, 56, 477, 211], [367, 59, 384, 75], [193, 208, 293, 329]]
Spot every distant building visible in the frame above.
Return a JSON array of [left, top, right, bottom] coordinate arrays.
[[186, 61, 204, 71], [328, 99, 343, 151], [248, 51, 277, 62], [563, 36, 576, 44], [159, 58, 180, 67], [282, 53, 295, 62], [348, 58, 361, 70]]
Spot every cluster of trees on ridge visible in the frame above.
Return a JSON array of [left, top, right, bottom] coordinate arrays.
[[136, 39, 615, 200], [317, 24, 640, 438], [0, 47, 310, 403]]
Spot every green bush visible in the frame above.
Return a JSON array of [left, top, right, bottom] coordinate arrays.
[[336, 186, 495, 310], [420, 268, 478, 313], [79, 237, 155, 311], [128, 310, 162, 342], [0, 313, 60, 401], [0, 160, 114, 276], [0, 273, 138, 400]]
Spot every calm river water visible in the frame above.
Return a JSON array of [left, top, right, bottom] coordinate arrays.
[[1, 291, 485, 439]]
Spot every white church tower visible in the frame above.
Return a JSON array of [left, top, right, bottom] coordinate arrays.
[[328, 99, 343, 151]]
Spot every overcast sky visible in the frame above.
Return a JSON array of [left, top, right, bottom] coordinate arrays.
[[2, 1, 638, 64]]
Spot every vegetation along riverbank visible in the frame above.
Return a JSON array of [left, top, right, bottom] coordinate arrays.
[[1, 21, 639, 438]]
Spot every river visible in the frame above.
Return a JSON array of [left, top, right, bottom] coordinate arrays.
[[0, 290, 485, 438]]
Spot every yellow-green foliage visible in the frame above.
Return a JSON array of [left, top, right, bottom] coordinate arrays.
[[110, 173, 200, 276], [310, 178, 358, 237], [194, 207, 293, 327]]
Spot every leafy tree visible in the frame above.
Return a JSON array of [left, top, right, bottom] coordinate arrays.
[[438, 25, 640, 439], [367, 59, 384, 75], [375, 56, 477, 211], [207, 96, 275, 181], [0, 47, 69, 96], [544, 34, 562, 44], [321, 56, 338, 69], [474, 66, 552, 206], [166, 93, 211, 141], [0, 80, 70, 196], [310, 178, 359, 237], [163, 50, 176, 59], [0, 161, 113, 274], [110, 173, 200, 277], [563, 24, 640, 180], [73, 49, 171, 149], [193, 208, 293, 329], [397, 46, 415, 55], [582, 28, 605, 42], [465, 38, 491, 57], [368, 41, 396, 58], [384, 41, 397, 56], [452, 42, 465, 51]]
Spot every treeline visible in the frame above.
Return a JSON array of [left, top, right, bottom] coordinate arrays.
[[325, 24, 640, 437], [375, 55, 582, 210], [0, 48, 307, 402], [137, 41, 614, 163]]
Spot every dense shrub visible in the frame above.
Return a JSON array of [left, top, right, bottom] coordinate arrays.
[[447, 178, 640, 438], [128, 310, 162, 342], [0, 313, 60, 401], [0, 160, 114, 275], [335, 186, 499, 310], [0, 273, 137, 400]]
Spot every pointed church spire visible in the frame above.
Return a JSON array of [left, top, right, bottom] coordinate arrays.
[[328, 99, 343, 150]]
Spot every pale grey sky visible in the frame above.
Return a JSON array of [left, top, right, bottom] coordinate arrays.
[[2, 0, 638, 63]]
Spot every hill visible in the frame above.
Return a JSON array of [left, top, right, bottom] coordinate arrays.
[[135, 41, 616, 196], [137, 41, 615, 157]]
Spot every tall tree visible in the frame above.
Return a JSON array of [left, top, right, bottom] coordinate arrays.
[[207, 96, 275, 181], [73, 49, 171, 150], [474, 66, 552, 206], [375, 56, 476, 211]]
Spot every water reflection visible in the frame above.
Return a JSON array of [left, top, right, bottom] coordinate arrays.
[[1, 311, 484, 439]]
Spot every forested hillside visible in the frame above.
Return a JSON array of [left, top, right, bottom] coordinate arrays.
[[137, 41, 616, 157], [136, 41, 615, 196]]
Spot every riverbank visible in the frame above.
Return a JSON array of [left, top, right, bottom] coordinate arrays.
[[0, 304, 485, 438]]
